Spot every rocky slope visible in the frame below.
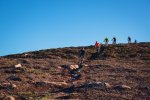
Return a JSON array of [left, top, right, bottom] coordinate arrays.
[[0, 42, 150, 100]]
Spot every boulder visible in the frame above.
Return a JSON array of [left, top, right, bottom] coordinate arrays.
[[14, 64, 22, 68], [0, 83, 17, 90], [7, 75, 22, 81], [13, 64, 25, 73], [113, 85, 131, 91], [69, 65, 79, 70]]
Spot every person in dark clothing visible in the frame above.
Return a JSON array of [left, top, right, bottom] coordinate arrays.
[[134, 39, 137, 44], [79, 48, 85, 64], [128, 36, 131, 43], [112, 37, 116, 44]]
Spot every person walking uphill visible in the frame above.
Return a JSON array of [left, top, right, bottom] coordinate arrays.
[[112, 37, 116, 44], [104, 37, 109, 46], [79, 48, 85, 65], [128, 36, 131, 43], [95, 41, 101, 53]]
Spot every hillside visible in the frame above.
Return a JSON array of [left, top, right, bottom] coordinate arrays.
[[0, 43, 150, 100]]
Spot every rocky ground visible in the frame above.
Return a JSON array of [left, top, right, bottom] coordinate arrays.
[[0, 43, 150, 100]]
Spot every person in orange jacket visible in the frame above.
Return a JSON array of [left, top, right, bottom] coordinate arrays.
[[95, 41, 101, 53]]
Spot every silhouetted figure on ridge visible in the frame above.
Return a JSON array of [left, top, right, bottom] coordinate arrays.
[[112, 37, 116, 44], [128, 36, 131, 43], [134, 39, 137, 44], [95, 41, 101, 53], [104, 37, 109, 46]]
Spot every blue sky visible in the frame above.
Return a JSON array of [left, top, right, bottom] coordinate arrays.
[[0, 0, 150, 56]]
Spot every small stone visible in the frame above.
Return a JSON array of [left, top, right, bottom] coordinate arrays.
[[11, 84, 17, 89], [113, 85, 131, 91], [5, 96, 15, 100], [14, 64, 22, 68], [104, 82, 111, 88], [69, 65, 79, 70]]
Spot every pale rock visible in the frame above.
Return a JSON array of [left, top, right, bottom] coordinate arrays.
[[69, 65, 79, 70], [14, 64, 22, 68], [104, 82, 112, 88], [11, 84, 17, 89], [113, 85, 131, 90], [5, 96, 15, 100]]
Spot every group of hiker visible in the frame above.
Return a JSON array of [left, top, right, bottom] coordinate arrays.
[[72, 36, 137, 82], [103, 36, 136, 45], [78, 36, 137, 65]]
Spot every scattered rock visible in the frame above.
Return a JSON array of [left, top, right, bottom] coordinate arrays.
[[81, 64, 88, 67], [34, 81, 46, 87], [7, 75, 22, 81], [104, 82, 112, 88], [33, 81, 68, 87], [24, 53, 29, 56], [113, 85, 131, 91], [75, 82, 112, 89], [45, 81, 68, 87], [14, 64, 25, 73], [78, 82, 103, 89], [0, 83, 17, 90], [5, 96, 15, 100], [14, 64, 22, 68], [57, 66, 62, 69], [11, 84, 17, 89], [69, 65, 79, 70], [5, 64, 25, 73]]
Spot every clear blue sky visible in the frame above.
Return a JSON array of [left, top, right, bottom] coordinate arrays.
[[0, 0, 150, 56]]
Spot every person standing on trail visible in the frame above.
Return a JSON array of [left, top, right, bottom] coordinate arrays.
[[104, 37, 109, 46], [134, 39, 137, 44], [128, 36, 131, 43], [79, 48, 85, 64], [112, 37, 116, 44], [95, 41, 101, 53]]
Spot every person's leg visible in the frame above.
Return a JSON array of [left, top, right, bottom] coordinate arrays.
[[98, 46, 100, 53], [78, 56, 81, 64], [96, 47, 98, 53], [79, 55, 83, 64], [106, 41, 108, 46]]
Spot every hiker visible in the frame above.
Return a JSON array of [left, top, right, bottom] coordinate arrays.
[[95, 41, 101, 53], [128, 36, 131, 43], [112, 37, 116, 44], [104, 37, 109, 46], [79, 48, 85, 65], [134, 39, 137, 44]]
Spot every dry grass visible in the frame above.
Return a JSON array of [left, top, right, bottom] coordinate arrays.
[[0, 43, 150, 99]]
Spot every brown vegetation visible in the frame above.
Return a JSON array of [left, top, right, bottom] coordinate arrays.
[[0, 43, 150, 100]]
